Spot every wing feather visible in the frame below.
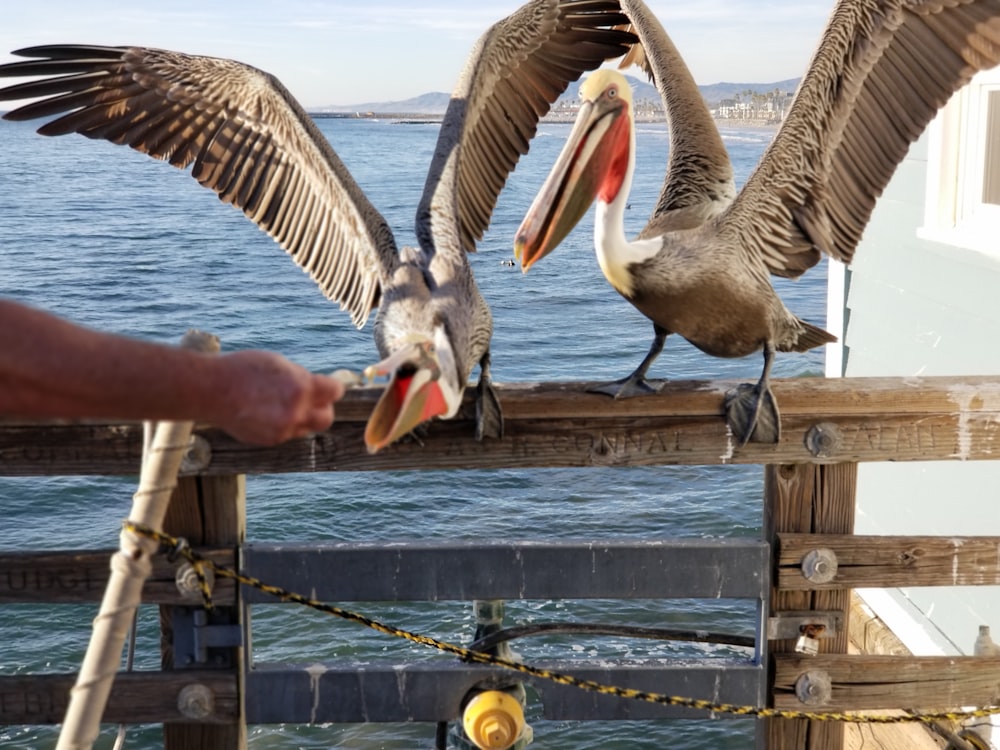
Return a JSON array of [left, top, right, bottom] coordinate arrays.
[[417, 0, 636, 256], [721, 0, 1000, 278], [0, 44, 396, 327], [618, 0, 737, 233]]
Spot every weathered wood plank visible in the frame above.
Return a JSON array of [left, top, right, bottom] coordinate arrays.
[[762, 463, 857, 749], [1, 375, 1000, 476], [844, 594, 947, 750], [848, 593, 912, 658], [332, 375, 1000, 422], [0, 671, 237, 724], [810, 465, 857, 720], [0, 549, 236, 604], [763, 465, 818, 749], [161, 475, 247, 750], [778, 534, 1000, 589], [774, 654, 1000, 711]]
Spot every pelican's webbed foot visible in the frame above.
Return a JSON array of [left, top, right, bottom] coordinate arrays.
[[588, 325, 669, 399], [475, 351, 504, 440], [588, 375, 667, 399], [724, 381, 780, 445], [724, 343, 781, 445]]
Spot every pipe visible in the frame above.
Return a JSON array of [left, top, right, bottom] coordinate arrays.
[[56, 330, 218, 750]]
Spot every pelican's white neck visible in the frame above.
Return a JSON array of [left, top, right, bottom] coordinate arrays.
[[433, 324, 462, 419], [593, 119, 654, 297]]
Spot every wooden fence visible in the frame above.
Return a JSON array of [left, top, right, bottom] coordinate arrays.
[[3, 374, 1000, 749]]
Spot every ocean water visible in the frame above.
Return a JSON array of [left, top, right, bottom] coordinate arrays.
[[0, 116, 827, 748]]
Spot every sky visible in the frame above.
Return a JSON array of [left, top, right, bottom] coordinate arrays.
[[0, 1, 834, 108]]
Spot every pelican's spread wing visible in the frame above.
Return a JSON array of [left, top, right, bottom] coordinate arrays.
[[723, 0, 1000, 279], [617, 0, 736, 234], [419, 0, 636, 255], [0, 45, 396, 327]]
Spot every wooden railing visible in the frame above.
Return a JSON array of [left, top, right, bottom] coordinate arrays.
[[3, 374, 1000, 749]]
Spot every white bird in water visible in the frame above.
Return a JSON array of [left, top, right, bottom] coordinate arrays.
[[0, 0, 636, 453], [515, 0, 1000, 445]]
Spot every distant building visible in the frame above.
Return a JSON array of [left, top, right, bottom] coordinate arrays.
[[713, 91, 792, 124]]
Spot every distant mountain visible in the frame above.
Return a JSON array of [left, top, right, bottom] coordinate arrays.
[[310, 74, 801, 116], [311, 91, 452, 115]]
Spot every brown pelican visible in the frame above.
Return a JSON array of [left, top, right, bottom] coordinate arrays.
[[515, 0, 1000, 445], [0, 1, 635, 453]]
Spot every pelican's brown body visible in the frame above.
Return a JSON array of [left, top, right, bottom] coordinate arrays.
[[624, 234, 834, 361], [517, 0, 1000, 443]]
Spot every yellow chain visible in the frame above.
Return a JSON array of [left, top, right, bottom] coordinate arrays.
[[124, 520, 1000, 726]]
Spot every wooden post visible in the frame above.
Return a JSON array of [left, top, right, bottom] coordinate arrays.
[[761, 462, 857, 749], [161, 473, 247, 750]]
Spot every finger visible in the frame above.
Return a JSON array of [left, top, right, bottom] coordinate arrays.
[[312, 373, 346, 403], [303, 402, 336, 434]]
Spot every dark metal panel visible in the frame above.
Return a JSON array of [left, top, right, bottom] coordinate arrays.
[[245, 659, 765, 723], [531, 660, 765, 721], [242, 539, 769, 602]]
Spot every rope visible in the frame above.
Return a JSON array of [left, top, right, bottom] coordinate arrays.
[[126, 520, 1000, 727], [111, 610, 138, 750]]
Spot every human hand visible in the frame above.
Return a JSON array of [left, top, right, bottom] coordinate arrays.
[[211, 350, 346, 445]]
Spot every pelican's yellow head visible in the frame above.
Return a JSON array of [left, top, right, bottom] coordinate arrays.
[[579, 68, 633, 107], [515, 68, 634, 271]]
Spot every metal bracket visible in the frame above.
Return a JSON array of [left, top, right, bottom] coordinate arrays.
[[172, 606, 243, 668], [766, 611, 843, 641]]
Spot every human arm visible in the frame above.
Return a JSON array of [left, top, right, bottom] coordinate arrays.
[[0, 299, 345, 445]]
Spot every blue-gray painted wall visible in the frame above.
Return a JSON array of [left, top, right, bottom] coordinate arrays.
[[840, 130, 1000, 655]]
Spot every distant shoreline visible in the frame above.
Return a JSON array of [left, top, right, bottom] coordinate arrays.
[[309, 111, 781, 129]]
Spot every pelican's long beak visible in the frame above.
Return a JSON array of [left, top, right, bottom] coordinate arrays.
[[363, 338, 452, 454], [514, 93, 631, 271]]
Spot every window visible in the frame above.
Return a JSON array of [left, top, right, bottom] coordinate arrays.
[[920, 66, 1000, 255], [982, 90, 1000, 206]]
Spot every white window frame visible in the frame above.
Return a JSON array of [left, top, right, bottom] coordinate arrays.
[[919, 66, 1000, 256]]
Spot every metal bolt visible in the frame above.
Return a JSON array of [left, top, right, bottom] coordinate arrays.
[[177, 683, 215, 720], [175, 562, 215, 601], [805, 422, 842, 458], [180, 434, 212, 474], [795, 670, 832, 706], [801, 548, 838, 584]]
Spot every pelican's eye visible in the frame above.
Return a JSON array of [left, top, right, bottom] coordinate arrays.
[[608, 85, 618, 99]]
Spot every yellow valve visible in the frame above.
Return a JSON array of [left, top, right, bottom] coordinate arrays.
[[462, 690, 525, 749]]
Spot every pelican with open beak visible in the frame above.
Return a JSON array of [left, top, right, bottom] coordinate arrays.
[[0, 0, 636, 452], [363, 333, 459, 454]]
